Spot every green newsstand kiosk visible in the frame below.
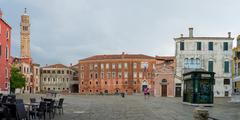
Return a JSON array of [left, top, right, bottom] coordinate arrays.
[[182, 70, 215, 106]]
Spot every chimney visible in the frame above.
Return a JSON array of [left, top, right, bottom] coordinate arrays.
[[180, 34, 183, 38], [189, 27, 193, 38], [0, 9, 2, 18], [228, 32, 231, 38], [121, 52, 125, 59], [70, 63, 72, 67]]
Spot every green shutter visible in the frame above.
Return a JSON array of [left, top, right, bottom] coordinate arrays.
[[224, 42, 228, 51], [208, 61, 213, 72], [208, 42, 213, 50], [224, 61, 229, 73], [197, 42, 201, 50]]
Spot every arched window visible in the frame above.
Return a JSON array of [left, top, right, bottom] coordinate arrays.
[[162, 79, 167, 83], [196, 58, 200, 68]]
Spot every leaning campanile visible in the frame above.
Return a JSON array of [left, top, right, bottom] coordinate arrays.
[[20, 8, 31, 58]]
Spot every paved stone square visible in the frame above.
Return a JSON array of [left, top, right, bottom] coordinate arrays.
[[18, 94, 240, 120]]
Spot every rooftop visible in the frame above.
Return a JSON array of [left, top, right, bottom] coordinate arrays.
[[42, 64, 68, 68], [174, 28, 234, 40], [80, 53, 155, 61]]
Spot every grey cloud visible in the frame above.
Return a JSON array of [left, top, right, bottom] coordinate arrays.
[[1, 0, 239, 66]]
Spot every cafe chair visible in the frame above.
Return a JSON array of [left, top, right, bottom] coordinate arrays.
[[16, 103, 28, 120], [29, 101, 46, 120], [54, 98, 64, 115]]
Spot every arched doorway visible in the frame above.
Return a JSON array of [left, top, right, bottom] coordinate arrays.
[[71, 84, 79, 93], [161, 79, 167, 97], [141, 80, 148, 92]]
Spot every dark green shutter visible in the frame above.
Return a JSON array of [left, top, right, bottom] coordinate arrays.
[[224, 42, 228, 51], [180, 42, 184, 50], [224, 61, 229, 73], [208, 42, 213, 50], [208, 61, 213, 72]]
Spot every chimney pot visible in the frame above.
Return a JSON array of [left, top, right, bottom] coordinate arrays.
[[189, 27, 193, 38], [228, 32, 231, 38], [180, 34, 183, 37]]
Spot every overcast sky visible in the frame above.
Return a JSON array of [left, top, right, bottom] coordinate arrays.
[[1, 0, 239, 66]]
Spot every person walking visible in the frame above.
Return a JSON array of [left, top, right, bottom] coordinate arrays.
[[147, 88, 150, 99], [144, 88, 148, 100]]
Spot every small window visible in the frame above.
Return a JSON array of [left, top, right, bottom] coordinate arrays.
[[112, 72, 116, 78], [116, 81, 118, 84], [107, 72, 111, 79], [81, 65, 84, 70], [6, 30, 9, 39], [125, 81, 128, 84], [118, 63, 122, 69], [133, 63, 137, 69], [224, 79, 230, 85], [101, 72, 104, 79], [90, 73, 93, 79], [106, 64, 109, 69], [124, 63, 128, 69], [95, 73, 98, 79], [96, 81, 98, 85], [100, 64, 104, 69], [208, 42, 213, 50], [105, 81, 107, 85], [112, 64, 116, 69], [197, 42, 201, 50], [180, 42, 184, 50], [5, 46, 8, 59], [223, 42, 228, 51], [81, 90, 84, 92], [118, 72, 122, 78]]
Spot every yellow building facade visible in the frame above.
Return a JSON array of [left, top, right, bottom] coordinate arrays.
[[232, 35, 240, 91]]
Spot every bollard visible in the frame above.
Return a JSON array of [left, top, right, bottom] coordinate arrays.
[[193, 107, 209, 120]]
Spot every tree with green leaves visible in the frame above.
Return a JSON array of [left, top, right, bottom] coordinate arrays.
[[10, 66, 26, 93]]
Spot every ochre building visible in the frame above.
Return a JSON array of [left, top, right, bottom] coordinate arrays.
[[78, 53, 156, 95]]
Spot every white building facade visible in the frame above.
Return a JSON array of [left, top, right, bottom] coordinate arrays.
[[174, 28, 233, 97]]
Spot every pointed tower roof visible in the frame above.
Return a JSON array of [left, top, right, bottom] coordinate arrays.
[[23, 8, 28, 15]]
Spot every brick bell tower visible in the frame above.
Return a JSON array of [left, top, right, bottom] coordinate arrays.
[[20, 8, 31, 59]]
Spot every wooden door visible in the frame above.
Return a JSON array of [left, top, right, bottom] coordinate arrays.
[[161, 85, 167, 97]]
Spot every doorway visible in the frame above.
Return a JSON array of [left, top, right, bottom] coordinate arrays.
[[161, 85, 167, 97], [71, 84, 79, 93], [175, 87, 181, 97]]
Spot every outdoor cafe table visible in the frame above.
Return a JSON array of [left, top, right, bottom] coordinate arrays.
[[25, 102, 40, 118]]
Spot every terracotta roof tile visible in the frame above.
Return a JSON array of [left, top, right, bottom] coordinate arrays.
[[43, 64, 68, 68], [80, 54, 155, 61], [156, 56, 175, 60]]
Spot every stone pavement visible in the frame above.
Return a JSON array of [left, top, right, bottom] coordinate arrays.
[[17, 94, 240, 120]]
